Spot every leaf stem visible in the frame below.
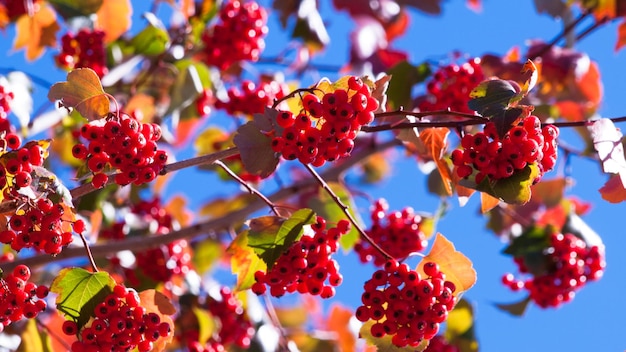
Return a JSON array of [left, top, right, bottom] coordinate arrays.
[[302, 163, 394, 261], [214, 160, 281, 216], [78, 231, 99, 273]]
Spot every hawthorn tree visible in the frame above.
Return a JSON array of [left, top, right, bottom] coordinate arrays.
[[0, 0, 622, 351]]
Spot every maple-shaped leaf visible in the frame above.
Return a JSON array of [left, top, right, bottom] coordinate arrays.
[[420, 127, 453, 195], [227, 230, 268, 291], [138, 289, 176, 351], [247, 208, 316, 268], [48, 68, 111, 120], [417, 233, 477, 295], [360, 319, 430, 352], [94, 0, 132, 43], [588, 118, 626, 186], [50, 268, 116, 329], [48, 0, 103, 18], [14, 5, 60, 61], [445, 298, 479, 352], [599, 174, 626, 203]]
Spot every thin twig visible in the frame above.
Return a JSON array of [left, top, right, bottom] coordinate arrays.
[[262, 294, 292, 351], [374, 108, 485, 121], [214, 160, 280, 216], [78, 232, 99, 272], [303, 163, 394, 261], [527, 10, 592, 60]]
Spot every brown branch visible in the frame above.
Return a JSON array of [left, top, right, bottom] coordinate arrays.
[[374, 109, 485, 121], [79, 232, 99, 273], [1, 139, 400, 272]]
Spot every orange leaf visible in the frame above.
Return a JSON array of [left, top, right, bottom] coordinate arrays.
[[418, 233, 476, 294], [420, 128, 452, 195], [385, 10, 409, 42], [503, 46, 520, 62], [125, 93, 156, 122], [480, 192, 500, 213], [138, 289, 176, 351], [326, 305, 356, 352], [555, 100, 586, 122], [0, 5, 8, 29], [48, 68, 110, 120], [14, 5, 60, 61], [590, 0, 616, 19], [95, 0, 132, 43], [577, 61, 602, 106], [599, 175, 626, 203], [616, 20, 626, 51]]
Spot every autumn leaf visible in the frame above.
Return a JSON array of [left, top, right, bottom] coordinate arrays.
[[480, 192, 500, 213], [495, 296, 532, 316], [95, 0, 132, 43], [17, 319, 53, 352], [417, 233, 476, 294], [445, 298, 479, 352], [616, 20, 626, 51], [138, 289, 176, 351], [14, 5, 60, 61], [48, 68, 111, 120], [360, 319, 430, 351], [326, 305, 356, 352], [164, 195, 193, 227], [519, 60, 538, 97], [599, 175, 626, 203], [420, 127, 452, 195], [228, 230, 267, 291]]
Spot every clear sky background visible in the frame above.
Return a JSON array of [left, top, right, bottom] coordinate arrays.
[[1, 1, 625, 352]]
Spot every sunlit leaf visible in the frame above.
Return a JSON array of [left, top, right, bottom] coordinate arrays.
[[577, 61, 602, 106], [48, 68, 110, 120], [227, 230, 268, 291], [192, 239, 222, 275], [616, 20, 626, 51], [291, 0, 330, 52], [14, 5, 60, 61], [199, 194, 256, 220], [360, 319, 430, 351], [418, 233, 477, 294], [495, 296, 532, 316], [307, 182, 362, 251], [95, 0, 132, 43], [192, 307, 215, 345], [420, 127, 452, 195], [17, 319, 53, 352], [503, 226, 550, 257], [125, 93, 156, 122], [138, 289, 176, 350], [530, 177, 567, 208], [480, 192, 500, 213], [519, 60, 538, 97], [247, 209, 316, 268], [164, 195, 193, 227], [326, 304, 356, 352], [588, 118, 626, 184], [275, 304, 309, 328], [131, 23, 170, 56], [562, 212, 604, 248], [445, 298, 478, 352], [470, 164, 540, 205], [386, 61, 431, 110], [50, 268, 116, 328], [599, 174, 626, 203]]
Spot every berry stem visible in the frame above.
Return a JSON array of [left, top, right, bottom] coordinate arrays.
[[213, 160, 281, 216], [78, 231, 99, 273], [302, 162, 394, 261]]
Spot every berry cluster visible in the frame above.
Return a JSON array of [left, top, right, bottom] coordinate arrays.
[[0, 136, 76, 255], [356, 260, 457, 348], [186, 287, 255, 352], [0, 0, 39, 20], [201, 0, 268, 70], [271, 76, 379, 166], [355, 199, 428, 266], [56, 29, 108, 78], [424, 335, 460, 352], [251, 217, 350, 298], [451, 116, 558, 184], [62, 284, 172, 352], [0, 264, 48, 330], [102, 198, 191, 283], [72, 112, 167, 188], [503, 232, 605, 308], [215, 79, 289, 116], [417, 58, 484, 114], [0, 84, 15, 134]]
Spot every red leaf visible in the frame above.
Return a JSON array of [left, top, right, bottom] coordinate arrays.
[[615, 20, 626, 51], [420, 127, 453, 195], [577, 61, 603, 106], [599, 175, 626, 203]]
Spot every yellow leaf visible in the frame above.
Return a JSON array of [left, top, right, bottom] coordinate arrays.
[[417, 233, 476, 294], [17, 318, 53, 352], [164, 195, 193, 227], [275, 305, 309, 328], [14, 6, 60, 61], [48, 68, 110, 120], [420, 128, 452, 195], [444, 299, 474, 341], [227, 230, 267, 291], [95, 0, 132, 43], [125, 93, 156, 122], [360, 319, 430, 352]]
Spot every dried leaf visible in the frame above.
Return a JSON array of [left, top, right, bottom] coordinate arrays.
[[418, 233, 476, 294], [95, 0, 132, 43], [138, 289, 176, 351], [420, 128, 452, 195], [48, 68, 110, 120], [14, 5, 60, 61]]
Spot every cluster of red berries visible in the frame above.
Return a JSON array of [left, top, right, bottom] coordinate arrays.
[[251, 217, 349, 298], [196, 89, 213, 117], [72, 112, 167, 188], [0, 0, 39, 20], [503, 232, 605, 308], [187, 287, 255, 352], [355, 199, 428, 266], [356, 260, 457, 348], [0, 264, 48, 331], [424, 335, 460, 352], [451, 116, 558, 184], [201, 0, 268, 70], [271, 76, 379, 166], [62, 284, 172, 352], [0, 84, 15, 134], [56, 29, 108, 78], [417, 58, 484, 114], [102, 198, 192, 283], [215, 79, 289, 116]]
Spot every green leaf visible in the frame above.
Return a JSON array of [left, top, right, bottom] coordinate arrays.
[[495, 296, 532, 317], [469, 164, 540, 205], [131, 24, 171, 56], [387, 61, 431, 110], [49, 0, 103, 18], [192, 239, 223, 275], [50, 268, 116, 329], [17, 319, 53, 352], [47, 68, 110, 121], [227, 230, 268, 291], [247, 208, 316, 269], [233, 121, 280, 179], [467, 79, 519, 117], [503, 226, 550, 257], [359, 319, 430, 351], [307, 182, 362, 251]]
